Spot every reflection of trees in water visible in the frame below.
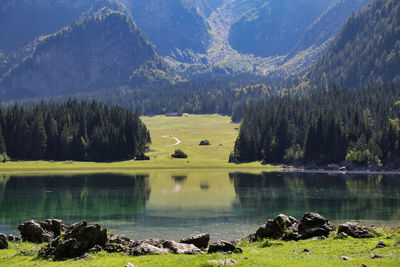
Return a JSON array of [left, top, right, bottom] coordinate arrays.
[[229, 172, 400, 221], [0, 173, 151, 224]]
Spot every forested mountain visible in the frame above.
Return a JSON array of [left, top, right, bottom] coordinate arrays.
[[0, 0, 128, 51], [229, 0, 336, 57], [0, 100, 151, 161], [310, 0, 400, 88], [0, 8, 175, 100], [233, 83, 400, 166], [123, 0, 210, 61]]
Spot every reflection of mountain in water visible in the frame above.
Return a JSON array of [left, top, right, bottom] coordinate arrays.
[[0, 173, 151, 224], [229, 172, 400, 222]]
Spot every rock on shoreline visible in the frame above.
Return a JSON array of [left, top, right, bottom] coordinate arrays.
[[3, 213, 377, 260]]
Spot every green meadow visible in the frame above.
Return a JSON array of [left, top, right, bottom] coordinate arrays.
[[0, 114, 279, 172], [1, 229, 399, 266]]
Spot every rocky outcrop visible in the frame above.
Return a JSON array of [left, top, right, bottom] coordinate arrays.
[[298, 212, 335, 239], [0, 233, 8, 249], [254, 214, 300, 241], [252, 213, 335, 241], [208, 240, 242, 254], [17, 219, 66, 243], [338, 222, 373, 238], [180, 233, 210, 249], [39, 221, 107, 260]]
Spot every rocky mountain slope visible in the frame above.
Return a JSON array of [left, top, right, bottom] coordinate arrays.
[[123, 0, 210, 62], [0, 0, 376, 101], [0, 9, 174, 100], [229, 0, 336, 58]]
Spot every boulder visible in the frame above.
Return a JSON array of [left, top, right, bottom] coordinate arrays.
[[129, 243, 169, 256], [39, 221, 108, 260], [7, 234, 14, 242], [108, 234, 130, 245], [39, 219, 66, 237], [63, 221, 87, 240], [375, 240, 386, 248], [104, 234, 130, 253], [180, 233, 210, 249], [208, 240, 242, 254], [298, 213, 335, 239], [254, 214, 300, 241], [338, 222, 373, 238], [130, 239, 166, 249], [17, 220, 53, 243], [53, 238, 78, 259], [163, 240, 201, 255], [369, 254, 383, 259], [251, 213, 334, 241], [0, 233, 8, 249]]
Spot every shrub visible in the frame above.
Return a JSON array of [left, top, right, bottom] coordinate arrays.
[[199, 140, 210, 146], [171, 149, 187, 158]]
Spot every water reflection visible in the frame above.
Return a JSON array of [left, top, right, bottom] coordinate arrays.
[[230, 172, 400, 223], [0, 171, 399, 241], [0, 173, 150, 224]]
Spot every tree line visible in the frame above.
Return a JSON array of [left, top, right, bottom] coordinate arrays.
[[233, 83, 400, 166], [1, 74, 291, 122], [0, 100, 151, 162]]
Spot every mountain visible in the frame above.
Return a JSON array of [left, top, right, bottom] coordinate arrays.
[[0, 8, 174, 100], [228, 0, 336, 57], [0, 0, 128, 51], [283, 0, 372, 73], [123, 0, 210, 61], [310, 0, 400, 88]]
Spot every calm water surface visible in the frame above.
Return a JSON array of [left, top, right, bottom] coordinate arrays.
[[0, 171, 399, 241]]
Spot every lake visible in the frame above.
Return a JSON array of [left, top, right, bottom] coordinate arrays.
[[0, 170, 399, 241]]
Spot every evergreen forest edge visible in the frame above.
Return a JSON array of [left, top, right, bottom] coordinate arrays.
[[0, 100, 151, 162]]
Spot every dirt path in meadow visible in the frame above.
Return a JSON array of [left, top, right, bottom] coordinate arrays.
[[162, 135, 182, 146]]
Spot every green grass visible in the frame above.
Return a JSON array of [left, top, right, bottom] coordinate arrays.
[[1, 229, 399, 266], [0, 114, 280, 172]]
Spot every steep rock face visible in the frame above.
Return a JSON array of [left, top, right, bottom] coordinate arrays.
[[229, 0, 336, 57], [310, 0, 400, 87], [123, 0, 210, 59], [0, 8, 170, 100], [0, 0, 128, 51]]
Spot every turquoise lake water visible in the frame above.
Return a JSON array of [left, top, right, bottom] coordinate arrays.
[[0, 171, 399, 241]]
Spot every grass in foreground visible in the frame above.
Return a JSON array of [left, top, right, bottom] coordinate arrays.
[[1, 229, 399, 266], [0, 114, 280, 172]]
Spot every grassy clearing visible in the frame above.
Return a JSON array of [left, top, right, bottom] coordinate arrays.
[[0, 114, 279, 172], [1, 229, 399, 266]]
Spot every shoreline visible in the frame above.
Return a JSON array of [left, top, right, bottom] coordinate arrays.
[[1, 163, 400, 175]]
